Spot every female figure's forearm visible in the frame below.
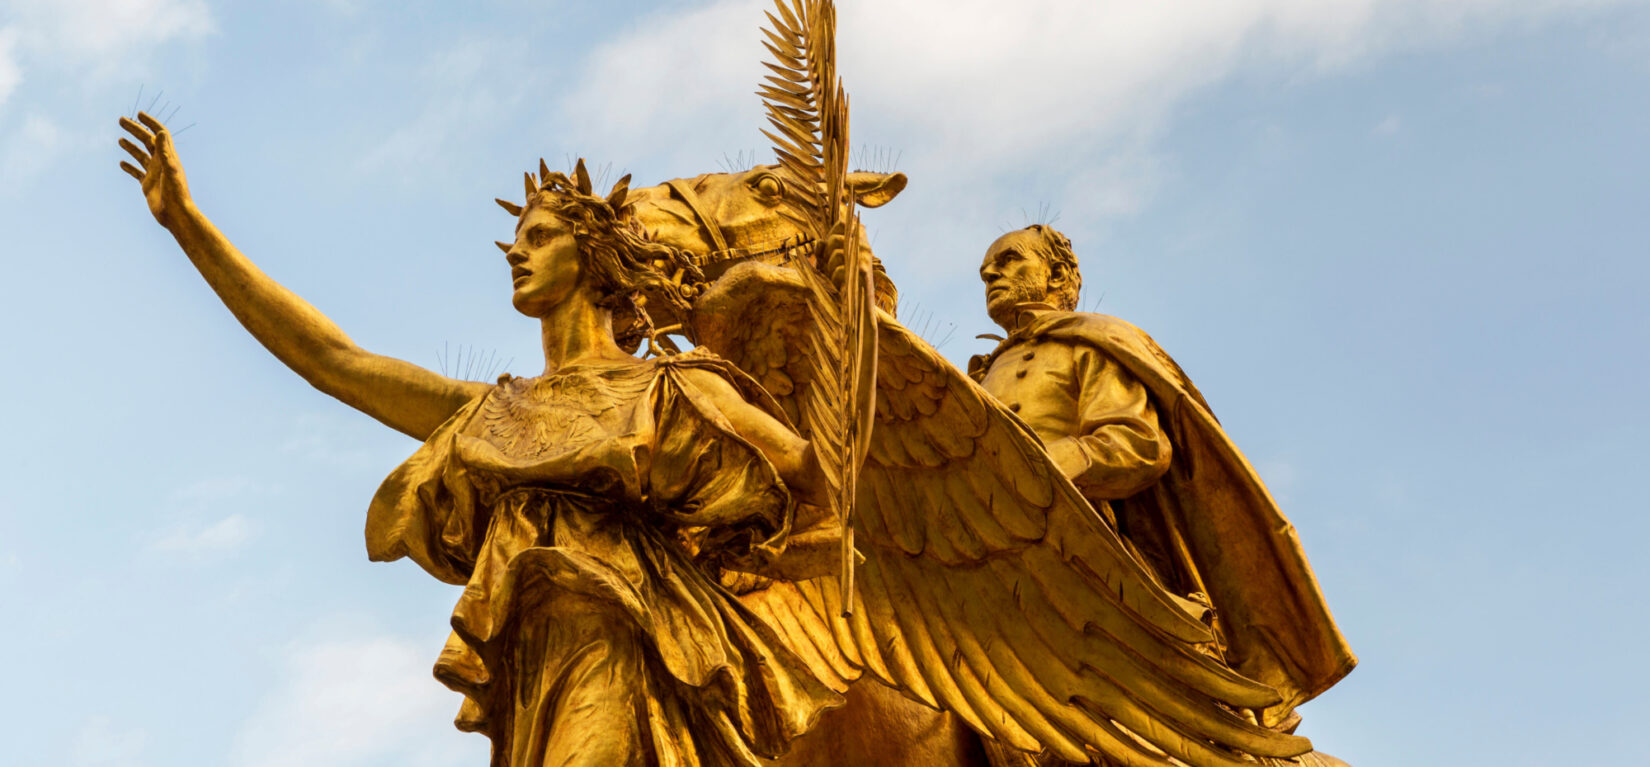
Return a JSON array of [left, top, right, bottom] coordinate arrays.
[[165, 201, 483, 439], [168, 202, 357, 388], [123, 113, 484, 440]]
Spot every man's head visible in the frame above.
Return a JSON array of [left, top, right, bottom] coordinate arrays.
[[978, 224, 1082, 329]]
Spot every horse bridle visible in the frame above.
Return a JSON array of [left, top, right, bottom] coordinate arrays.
[[665, 179, 730, 263]]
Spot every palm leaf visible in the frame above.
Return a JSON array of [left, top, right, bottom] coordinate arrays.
[[758, 0, 875, 613]]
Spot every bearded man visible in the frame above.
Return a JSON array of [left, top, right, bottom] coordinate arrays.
[[967, 226, 1356, 757]]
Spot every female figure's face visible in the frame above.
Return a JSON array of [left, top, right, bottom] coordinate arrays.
[[507, 208, 585, 317]]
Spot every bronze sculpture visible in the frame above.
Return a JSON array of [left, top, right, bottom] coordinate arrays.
[[968, 225, 1355, 765], [116, 1, 1355, 764]]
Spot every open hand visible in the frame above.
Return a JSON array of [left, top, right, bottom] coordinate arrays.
[[118, 112, 192, 229]]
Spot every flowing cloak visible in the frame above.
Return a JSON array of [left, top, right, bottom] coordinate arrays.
[[977, 310, 1356, 727], [362, 351, 842, 766]]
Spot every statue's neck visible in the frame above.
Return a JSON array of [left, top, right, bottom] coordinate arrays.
[[991, 300, 1059, 336], [538, 292, 631, 374]]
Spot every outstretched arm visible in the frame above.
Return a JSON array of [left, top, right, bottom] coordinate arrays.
[[119, 113, 488, 440]]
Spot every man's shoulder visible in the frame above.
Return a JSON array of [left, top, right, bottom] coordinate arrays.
[[1028, 311, 1214, 415], [972, 311, 1147, 380], [1027, 310, 1156, 351]]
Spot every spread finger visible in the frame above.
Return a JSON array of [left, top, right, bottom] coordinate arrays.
[[118, 117, 155, 151], [119, 138, 149, 167]]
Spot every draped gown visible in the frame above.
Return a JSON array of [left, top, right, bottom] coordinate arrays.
[[364, 351, 842, 766]]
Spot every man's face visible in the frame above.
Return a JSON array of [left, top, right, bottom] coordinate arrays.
[[979, 230, 1052, 329]]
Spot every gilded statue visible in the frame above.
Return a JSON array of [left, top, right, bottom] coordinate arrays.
[[967, 226, 1356, 765], [115, 1, 1356, 764]]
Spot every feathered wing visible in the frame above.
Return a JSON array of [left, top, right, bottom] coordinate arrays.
[[693, 268, 1312, 766], [728, 1, 1313, 762]]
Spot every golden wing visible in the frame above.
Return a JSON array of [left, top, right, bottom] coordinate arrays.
[[694, 266, 1311, 766]]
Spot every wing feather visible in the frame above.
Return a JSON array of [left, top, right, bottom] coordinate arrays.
[[692, 267, 1312, 765], [854, 319, 1311, 763]]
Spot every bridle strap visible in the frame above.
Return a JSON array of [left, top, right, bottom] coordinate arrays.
[[666, 179, 730, 254]]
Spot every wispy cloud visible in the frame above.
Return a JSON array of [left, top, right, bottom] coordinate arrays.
[[356, 36, 536, 185], [230, 634, 482, 767], [1, 0, 211, 94], [0, 0, 212, 185], [557, 0, 1637, 258], [280, 412, 411, 472], [141, 477, 275, 561], [0, 28, 20, 108], [0, 112, 60, 188], [148, 513, 257, 559], [167, 476, 271, 507], [69, 715, 148, 767]]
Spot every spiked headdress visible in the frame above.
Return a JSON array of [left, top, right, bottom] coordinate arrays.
[[495, 158, 702, 354]]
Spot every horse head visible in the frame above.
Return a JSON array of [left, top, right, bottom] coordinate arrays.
[[624, 164, 907, 315]]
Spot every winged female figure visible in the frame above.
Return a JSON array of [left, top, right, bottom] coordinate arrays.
[[118, 113, 849, 766]]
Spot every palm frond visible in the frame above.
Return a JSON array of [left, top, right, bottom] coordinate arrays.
[[758, 0, 874, 613]]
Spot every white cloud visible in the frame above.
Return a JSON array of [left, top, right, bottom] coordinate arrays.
[[281, 412, 413, 472], [230, 634, 482, 767], [0, 28, 20, 107], [558, 0, 1637, 254], [0, 0, 212, 181], [0, 112, 61, 187], [4, 0, 212, 74], [1058, 147, 1170, 220], [69, 715, 148, 767], [141, 477, 275, 560], [148, 513, 257, 559], [167, 476, 271, 507], [356, 36, 534, 184], [558, 0, 772, 161]]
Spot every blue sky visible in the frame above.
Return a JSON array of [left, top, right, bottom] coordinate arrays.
[[3, 1, 1648, 765]]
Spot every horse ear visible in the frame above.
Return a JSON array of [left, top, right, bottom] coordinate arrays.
[[846, 171, 907, 208]]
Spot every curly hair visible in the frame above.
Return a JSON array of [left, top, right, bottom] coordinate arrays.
[[1018, 224, 1082, 311], [525, 162, 703, 352]]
